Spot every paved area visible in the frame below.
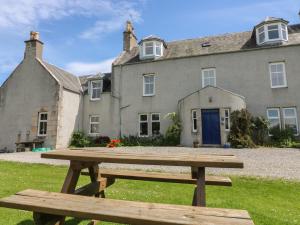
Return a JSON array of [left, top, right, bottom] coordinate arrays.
[[0, 147, 300, 181]]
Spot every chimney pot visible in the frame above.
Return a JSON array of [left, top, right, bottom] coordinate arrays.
[[30, 31, 40, 40]]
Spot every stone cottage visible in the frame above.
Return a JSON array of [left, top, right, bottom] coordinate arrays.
[[0, 15, 300, 150]]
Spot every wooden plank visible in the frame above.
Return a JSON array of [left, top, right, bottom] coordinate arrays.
[[42, 150, 244, 168], [0, 189, 254, 225], [81, 169, 232, 186], [194, 167, 206, 207]]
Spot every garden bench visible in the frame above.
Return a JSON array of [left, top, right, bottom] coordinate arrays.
[[0, 189, 255, 225], [81, 168, 232, 186]]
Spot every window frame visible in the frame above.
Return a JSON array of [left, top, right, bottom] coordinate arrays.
[[139, 114, 149, 137], [282, 107, 299, 136], [37, 112, 48, 137], [89, 115, 100, 135], [224, 109, 230, 131], [269, 62, 287, 88], [256, 23, 288, 45], [142, 41, 163, 58], [151, 113, 161, 136], [191, 110, 197, 133], [143, 74, 155, 96], [202, 68, 216, 88], [90, 80, 102, 101], [267, 108, 281, 131]]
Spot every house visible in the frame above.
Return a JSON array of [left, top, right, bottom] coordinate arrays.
[[0, 14, 300, 151]]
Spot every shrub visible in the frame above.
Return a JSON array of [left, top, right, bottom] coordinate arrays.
[[164, 112, 182, 146], [93, 136, 111, 145], [70, 132, 91, 147], [107, 139, 123, 148], [121, 135, 166, 146], [252, 116, 269, 145], [228, 109, 256, 148], [269, 126, 295, 147]]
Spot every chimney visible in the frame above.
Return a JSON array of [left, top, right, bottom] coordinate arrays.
[[24, 31, 43, 60], [123, 21, 137, 52]]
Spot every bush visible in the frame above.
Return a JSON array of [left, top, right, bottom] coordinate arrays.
[[164, 112, 182, 146], [70, 132, 91, 147], [93, 136, 111, 145], [252, 116, 269, 145], [269, 126, 295, 147], [121, 135, 166, 146], [228, 109, 256, 148]]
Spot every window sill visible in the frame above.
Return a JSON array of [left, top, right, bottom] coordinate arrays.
[[143, 94, 155, 97], [90, 98, 101, 101], [271, 85, 288, 89]]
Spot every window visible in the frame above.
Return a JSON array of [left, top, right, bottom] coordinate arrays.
[[269, 62, 287, 88], [224, 109, 230, 131], [90, 115, 100, 135], [151, 113, 160, 135], [140, 41, 164, 59], [256, 22, 288, 45], [145, 42, 154, 55], [202, 68, 216, 88], [258, 26, 265, 43], [38, 112, 48, 136], [267, 108, 281, 129], [192, 110, 197, 132], [268, 24, 279, 40], [139, 114, 148, 136], [90, 80, 102, 100], [143, 74, 155, 96], [283, 108, 298, 135]]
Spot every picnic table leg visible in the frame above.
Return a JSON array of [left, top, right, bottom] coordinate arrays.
[[192, 167, 206, 207], [33, 161, 82, 225], [87, 165, 100, 225]]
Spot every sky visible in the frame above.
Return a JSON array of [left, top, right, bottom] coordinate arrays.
[[0, 0, 299, 85]]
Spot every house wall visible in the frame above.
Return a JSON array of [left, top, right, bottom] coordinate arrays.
[[82, 92, 119, 138], [0, 58, 60, 151], [113, 45, 300, 144], [55, 89, 82, 149]]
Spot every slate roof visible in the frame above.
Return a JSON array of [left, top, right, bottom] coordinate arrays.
[[40, 61, 82, 93], [113, 24, 300, 66], [79, 73, 111, 93]]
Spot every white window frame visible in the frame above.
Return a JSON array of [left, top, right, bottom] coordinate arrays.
[[139, 114, 149, 137], [37, 112, 48, 137], [90, 80, 102, 101], [143, 74, 155, 96], [256, 23, 288, 45], [142, 41, 163, 58], [191, 110, 197, 133], [202, 68, 216, 88], [269, 62, 287, 88], [224, 109, 230, 131], [283, 107, 299, 136], [151, 113, 161, 135], [89, 115, 100, 135], [267, 108, 281, 131]]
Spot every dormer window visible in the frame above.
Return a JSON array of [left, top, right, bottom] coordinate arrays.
[[139, 35, 166, 60], [255, 17, 289, 45]]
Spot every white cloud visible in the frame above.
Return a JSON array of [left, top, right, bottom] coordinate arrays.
[[0, 0, 143, 38], [65, 58, 115, 75]]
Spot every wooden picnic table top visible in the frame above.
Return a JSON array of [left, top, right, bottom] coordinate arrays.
[[41, 149, 244, 168]]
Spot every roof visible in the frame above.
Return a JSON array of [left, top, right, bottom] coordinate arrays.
[[114, 23, 300, 66], [255, 17, 289, 28], [79, 73, 111, 93], [38, 60, 82, 93]]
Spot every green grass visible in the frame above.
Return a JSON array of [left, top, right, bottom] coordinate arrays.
[[0, 161, 299, 225]]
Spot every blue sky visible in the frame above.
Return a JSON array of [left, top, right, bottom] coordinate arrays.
[[0, 0, 299, 85]]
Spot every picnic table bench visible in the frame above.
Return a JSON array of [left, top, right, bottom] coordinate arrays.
[[0, 189, 255, 225]]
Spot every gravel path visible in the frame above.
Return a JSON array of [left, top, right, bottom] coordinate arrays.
[[0, 147, 300, 181]]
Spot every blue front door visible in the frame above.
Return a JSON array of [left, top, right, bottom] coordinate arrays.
[[201, 109, 221, 145]]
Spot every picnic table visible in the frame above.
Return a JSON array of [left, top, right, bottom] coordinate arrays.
[[41, 149, 244, 207], [0, 148, 252, 225]]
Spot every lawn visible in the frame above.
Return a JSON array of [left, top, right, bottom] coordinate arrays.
[[0, 161, 299, 225]]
